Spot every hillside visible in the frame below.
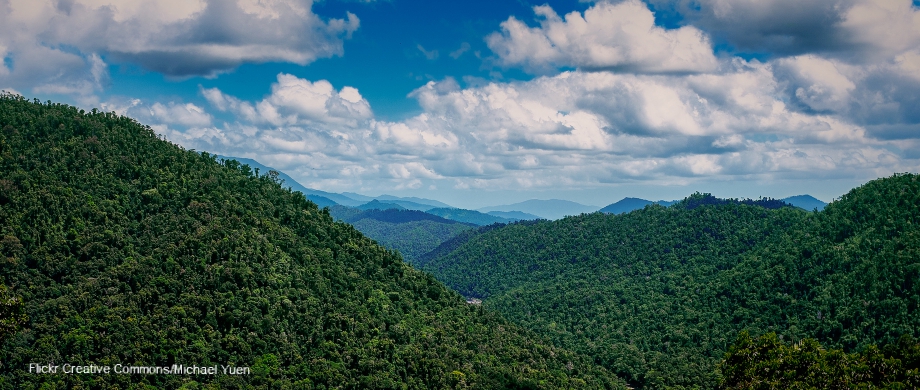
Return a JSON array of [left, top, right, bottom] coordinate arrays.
[[0, 95, 624, 388], [333, 208, 476, 264], [422, 182, 920, 388]]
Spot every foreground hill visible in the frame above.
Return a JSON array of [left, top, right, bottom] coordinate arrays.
[[423, 182, 919, 388], [0, 96, 624, 388]]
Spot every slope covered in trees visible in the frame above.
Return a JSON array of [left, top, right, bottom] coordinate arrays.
[[422, 180, 920, 388], [0, 95, 625, 389], [330, 208, 476, 264]]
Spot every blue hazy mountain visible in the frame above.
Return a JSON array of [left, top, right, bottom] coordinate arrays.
[[478, 199, 599, 220], [356, 199, 406, 211], [426, 208, 515, 225], [374, 199, 437, 211], [599, 198, 678, 214], [486, 211, 542, 221], [375, 195, 452, 209], [342, 193, 452, 210], [782, 195, 827, 211]]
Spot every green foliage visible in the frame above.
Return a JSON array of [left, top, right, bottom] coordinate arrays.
[[0, 285, 26, 344], [0, 95, 624, 389], [422, 177, 920, 389], [329, 207, 476, 264], [719, 331, 920, 389]]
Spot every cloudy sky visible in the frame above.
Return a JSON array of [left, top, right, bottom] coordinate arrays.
[[2, 0, 919, 208]]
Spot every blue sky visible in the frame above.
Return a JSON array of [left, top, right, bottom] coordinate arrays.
[[2, 0, 919, 209]]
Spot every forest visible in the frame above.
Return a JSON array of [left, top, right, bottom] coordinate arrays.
[[422, 176, 920, 388], [0, 95, 624, 389], [1, 94, 918, 389]]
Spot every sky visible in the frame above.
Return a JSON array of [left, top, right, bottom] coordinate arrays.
[[2, 0, 919, 209]]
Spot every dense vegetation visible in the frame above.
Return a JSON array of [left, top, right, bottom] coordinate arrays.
[[720, 332, 920, 389], [330, 208, 476, 265], [422, 180, 920, 389], [0, 95, 625, 389]]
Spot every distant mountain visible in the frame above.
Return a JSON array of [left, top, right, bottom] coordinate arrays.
[[305, 194, 338, 208], [216, 155, 364, 206], [340, 193, 452, 209], [340, 192, 375, 202], [478, 199, 599, 220], [486, 210, 542, 221], [356, 199, 406, 211], [427, 208, 514, 225], [783, 194, 827, 211], [377, 199, 437, 211], [599, 197, 655, 214], [375, 195, 453, 209]]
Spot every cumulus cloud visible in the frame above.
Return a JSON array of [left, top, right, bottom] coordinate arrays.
[[204, 73, 372, 128], [0, 0, 359, 97], [654, 0, 920, 59], [149, 102, 212, 127], [58, 0, 917, 195], [486, 0, 718, 73], [154, 67, 916, 195]]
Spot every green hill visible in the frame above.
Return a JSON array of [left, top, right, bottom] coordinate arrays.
[[332, 208, 476, 265], [422, 181, 920, 388], [0, 95, 624, 389]]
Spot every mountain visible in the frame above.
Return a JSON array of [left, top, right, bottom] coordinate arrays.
[[598, 197, 655, 214], [478, 199, 599, 220], [422, 182, 920, 388], [373, 199, 436, 211], [782, 194, 827, 211], [355, 199, 406, 211], [486, 210, 542, 221], [0, 96, 624, 388], [374, 195, 452, 209], [341, 193, 452, 210], [426, 208, 514, 225]]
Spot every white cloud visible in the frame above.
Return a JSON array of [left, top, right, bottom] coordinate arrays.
[[80, 0, 916, 196], [203, 73, 373, 128], [153, 64, 920, 196], [486, 0, 718, 73], [655, 0, 920, 59], [149, 102, 212, 127], [773, 55, 856, 113], [0, 0, 360, 98]]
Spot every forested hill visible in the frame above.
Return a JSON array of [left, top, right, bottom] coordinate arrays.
[[0, 96, 625, 388], [329, 207, 477, 265], [421, 180, 920, 388]]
